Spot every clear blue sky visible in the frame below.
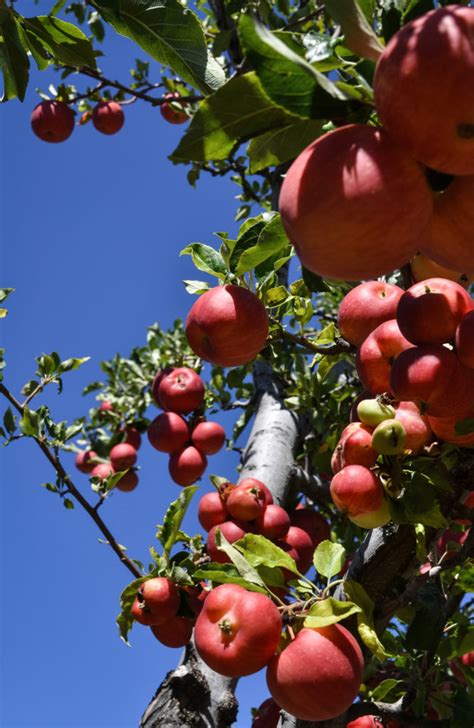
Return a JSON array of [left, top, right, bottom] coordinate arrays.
[[1, 15, 269, 728]]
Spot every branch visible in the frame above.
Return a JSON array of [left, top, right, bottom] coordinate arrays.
[[269, 322, 354, 356], [0, 382, 142, 579]]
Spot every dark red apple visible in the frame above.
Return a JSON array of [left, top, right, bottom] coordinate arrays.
[[31, 100, 75, 143], [338, 281, 404, 346], [456, 310, 474, 368], [147, 412, 190, 453], [191, 420, 225, 455], [158, 367, 205, 414], [168, 445, 207, 486], [356, 319, 413, 395], [92, 101, 124, 135], [109, 443, 137, 470]]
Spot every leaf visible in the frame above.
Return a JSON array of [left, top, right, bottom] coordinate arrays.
[[116, 576, 148, 644], [238, 15, 352, 119], [193, 563, 267, 593], [19, 406, 41, 437], [92, 0, 225, 94], [63, 498, 75, 509], [304, 597, 362, 628], [229, 220, 266, 274], [170, 72, 300, 163], [156, 485, 198, 555], [234, 534, 300, 575], [212, 529, 268, 588], [344, 579, 388, 660], [0, 288, 14, 304], [313, 323, 337, 347], [58, 356, 90, 373], [234, 215, 290, 275], [405, 581, 446, 652], [180, 243, 227, 279], [182, 279, 211, 295], [21, 16, 97, 69], [313, 540, 346, 579], [266, 286, 289, 307], [3, 407, 15, 435], [248, 118, 324, 173], [325, 0, 384, 61], [0, 17, 30, 101], [370, 678, 402, 702]]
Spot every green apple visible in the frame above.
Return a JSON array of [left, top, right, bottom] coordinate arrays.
[[357, 398, 396, 427], [371, 418, 406, 455], [350, 498, 391, 529]]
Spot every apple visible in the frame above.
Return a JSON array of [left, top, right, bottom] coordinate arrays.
[[115, 470, 139, 492], [449, 651, 474, 684], [331, 422, 378, 474], [75, 449, 98, 474], [394, 401, 432, 453], [278, 124, 433, 281], [122, 426, 142, 450], [198, 491, 228, 532], [374, 6, 474, 175], [168, 446, 207, 486], [151, 368, 170, 408], [147, 412, 190, 453], [410, 252, 473, 289], [357, 398, 396, 427], [132, 577, 180, 626], [236, 478, 273, 506], [346, 717, 384, 728], [289, 508, 331, 547], [456, 310, 474, 368], [330, 465, 389, 528], [252, 697, 280, 728], [151, 615, 194, 648], [280, 526, 314, 574], [158, 367, 205, 414], [98, 400, 113, 414], [437, 527, 469, 561], [371, 419, 406, 455], [92, 101, 124, 135], [91, 462, 114, 480], [109, 442, 137, 470], [194, 583, 282, 677], [390, 345, 474, 418], [31, 100, 75, 143], [160, 93, 188, 124], [463, 491, 474, 510], [396, 277, 472, 345], [255, 504, 290, 540], [338, 282, 404, 346], [191, 420, 225, 455], [428, 412, 474, 447], [206, 520, 250, 564], [356, 319, 413, 395], [226, 480, 266, 521], [424, 175, 474, 272], [266, 623, 364, 721], [186, 284, 269, 367]]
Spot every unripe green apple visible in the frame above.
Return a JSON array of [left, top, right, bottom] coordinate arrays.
[[350, 498, 391, 529], [371, 419, 406, 455], [357, 399, 396, 427]]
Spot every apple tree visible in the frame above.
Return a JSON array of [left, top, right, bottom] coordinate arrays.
[[1, 1, 473, 727]]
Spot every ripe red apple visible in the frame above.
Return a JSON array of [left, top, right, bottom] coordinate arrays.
[[191, 420, 225, 455], [226, 480, 266, 521], [151, 368, 170, 408], [330, 465, 389, 528], [75, 449, 98, 473], [374, 6, 474, 175], [356, 319, 413, 395], [122, 426, 142, 450], [456, 310, 474, 368], [160, 93, 188, 124], [410, 252, 473, 289], [151, 615, 194, 648], [252, 697, 280, 728], [132, 577, 180, 626], [449, 651, 474, 684], [207, 520, 250, 563], [463, 491, 474, 510], [91, 462, 114, 480], [437, 527, 469, 561], [168, 446, 207, 486], [289, 508, 331, 547], [394, 401, 432, 453], [147, 412, 190, 453], [396, 277, 472, 345], [266, 624, 364, 721], [158, 367, 205, 414], [255, 504, 290, 540], [235, 477, 273, 506], [338, 282, 404, 346], [198, 491, 228, 532], [424, 176, 474, 272], [98, 400, 113, 414], [279, 124, 432, 281], [109, 443, 137, 470], [92, 101, 124, 135], [331, 422, 378, 474], [390, 345, 474, 418], [346, 717, 384, 728], [115, 470, 139, 492], [428, 412, 474, 447], [194, 583, 282, 677], [185, 284, 269, 367], [280, 526, 314, 574], [31, 100, 75, 143]]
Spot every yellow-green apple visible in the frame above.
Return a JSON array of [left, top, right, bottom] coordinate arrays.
[[410, 252, 473, 289], [396, 277, 472, 345], [390, 345, 474, 417], [31, 100, 75, 143], [109, 442, 137, 470], [356, 319, 413, 395], [168, 445, 207, 486], [279, 124, 433, 281], [374, 6, 474, 175], [456, 310, 474, 368], [266, 624, 364, 720], [191, 420, 225, 454], [371, 419, 406, 455], [147, 412, 190, 453], [186, 285, 269, 367], [424, 175, 474, 272], [330, 465, 390, 528], [357, 398, 395, 427], [158, 367, 205, 414], [92, 101, 124, 135], [338, 282, 404, 346], [331, 422, 378, 474], [394, 401, 432, 452]]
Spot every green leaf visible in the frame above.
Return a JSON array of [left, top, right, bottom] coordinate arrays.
[[266, 286, 289, 307], [405, 581, 446, 652], [212, 529, 268, 588], [313, 323, 337, 347], [304, 597, 361, 628], [229, 220, 266, 274], [0, 288, 14, 304], [325, 0, 384, 61], [19, 406, 41, 437], [58, 356, 90, 373], [401, 471, 448, 528], [156, 485, 198, 555], [170, 72, 300, 163], [234, 215, 290, 275], [63, 498, 74, 509], [92, 0, 225, 94], [180, 243, 227, 279], [0, 17, 30, 101], [3, 407, 16, 435], [313, 540, 346, 579], [344, 579, 389, 660], [238, 15, 351, 119], [248, 118, 324, 173], [116, 576, 148, 644], [234, 534, 300, 575], [182, 279, 211, 295], [21, 16, 97, 69], [193, 563, 267, 593], [370, 678, 403, 702]]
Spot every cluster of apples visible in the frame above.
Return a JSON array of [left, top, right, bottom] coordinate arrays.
[[147, 366, 225, 486], [280, 5, 474, 282], [198, 478, 330, 575]]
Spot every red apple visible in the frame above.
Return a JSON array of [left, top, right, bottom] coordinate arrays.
[[158, 367, 205, 414], [428, 412, 474, 447], [191, 420, 225, 455], [289, 508, 331, 547], [160, 93, 188, 124], [410, 252, 473, 289], [92, 101, 124, 135], [147, 412, 190, 453], [338, 282, 404, 346], [279, 124, 432, 281], [151, 615, 194, 647], [356, 319, 413, 395], [252, 697, 280, 728], [91, 462, 114, 480], [456, 310, 474, 368], [226, 480, 266, 521], [280, 526, 314, 574], [109, 443, 137, 470], [31, 100, 75, 143], [330, 465, 389, 528], [115, 470, 139, 492], [75, 449, 98, 474], [198, 491, 228, 532], [168, 446, 207, 486], [132, 577, 180, 626], [207, 520, 250, 564], [98, 400, 113, 414], [424, 176, 474, 272], [346, 717, 384, 728], [394, 401, 432, 453], [396, 277, 472, 345], [236, 478, 273, 506], [331, 422, 378, 474], [151, 368, 170, 408], [185, 285, 269, 367], [255, 504, 290, 540], [122, 426, 142, 450], [266, 624, 364, 721]]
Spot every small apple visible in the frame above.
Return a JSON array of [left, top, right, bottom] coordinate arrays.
[[115, 470, 139, 492], [456, 310, 474, 369], [151, 615, 194, 648], [356, 319, 413, 395], [371, 419, 406, 455], [31, 100, 75, 143], [109, 442, 137, 470], [92, 101, 124, 135], [160, 93, 188, 124], [198, 491, 228, 532], [75, 449, 98, 474], [338, 282, 404, 346], [357, 398, 396, 427], [91, 462, 114, 480], [147, 412, 190, 453], [191, 420, 225, 455], [168, 445, 207, 486], [330, 465, 389, 528], [158, 367, 205, 414]]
